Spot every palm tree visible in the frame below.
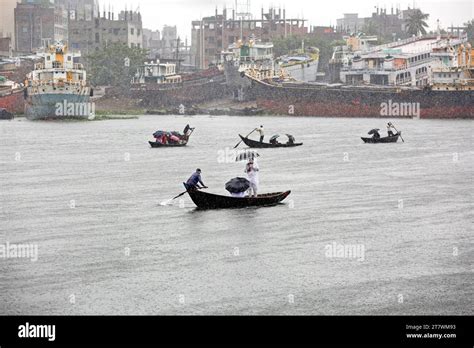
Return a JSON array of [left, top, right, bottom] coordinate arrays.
[[405, 9, 430, 36]]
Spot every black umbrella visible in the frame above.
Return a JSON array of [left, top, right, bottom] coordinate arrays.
[[235, 150, 260, 162], [368, 129, 380, 135], [225, 177, 251, 194]]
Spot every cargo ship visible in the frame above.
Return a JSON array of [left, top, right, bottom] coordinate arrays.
[[25, 43, 92, 120], [131, 60, 227, 108], [0, 76, 24, 114], [250, 35, 474, 119]]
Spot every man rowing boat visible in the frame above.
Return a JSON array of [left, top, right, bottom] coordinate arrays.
[[186, 169, 208, 189]]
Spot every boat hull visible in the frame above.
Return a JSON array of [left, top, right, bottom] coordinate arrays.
[[25, 93, 91, 120], [187, 189, 291, 209], [251, 78, 474, 119], [149, 141, 188, 148], [361, 134, 400, 143], [239, 135, 303, 148], [0, 88, 25, 114], [282, 60, 319, 82]]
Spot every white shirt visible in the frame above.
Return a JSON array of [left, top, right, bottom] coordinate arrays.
[[245, 161, 259, 185]]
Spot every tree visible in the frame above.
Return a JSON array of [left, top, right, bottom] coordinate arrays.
[[405, 9, 430, 36], [85, 43, 148, 89]]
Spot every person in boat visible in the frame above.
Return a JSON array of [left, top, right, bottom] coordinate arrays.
[[186, 169, 208, 190], [387, 123, 397, 137], [287, 135, 295, 145], [269, 136, 280, 145], [372, 130, 381, 140], [245, 160, 259, 198], [255, 125, 264, 143]]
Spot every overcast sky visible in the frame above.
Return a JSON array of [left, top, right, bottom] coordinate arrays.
[[107, 0, 473, 40]]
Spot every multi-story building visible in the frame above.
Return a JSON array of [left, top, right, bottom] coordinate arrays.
[[191, 7, 308, 69], [0, 0, 18, 48], [336, 14, 367, 34], [14, 0, 69, 53], [337, 6, 422, 40], [68, 9, 143, 56]]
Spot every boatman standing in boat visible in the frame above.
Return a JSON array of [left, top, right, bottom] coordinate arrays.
[[387, 123, 396, 137], [255, 125, 264, 143], [186, 169, 208, 190], [245, 160, 259, 197]]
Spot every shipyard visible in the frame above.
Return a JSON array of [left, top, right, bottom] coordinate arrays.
[[0, 0, 473, 346]]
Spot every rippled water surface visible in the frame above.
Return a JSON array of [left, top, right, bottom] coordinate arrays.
[[1, 115, 473, 315]]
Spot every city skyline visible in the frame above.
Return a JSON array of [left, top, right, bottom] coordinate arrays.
[[106, 0, 473, 39]]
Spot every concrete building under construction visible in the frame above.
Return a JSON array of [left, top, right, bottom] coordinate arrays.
[[191, 6, 308, 69]]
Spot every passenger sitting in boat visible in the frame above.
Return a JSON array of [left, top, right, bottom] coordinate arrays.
[[270, 137, 279, 145], [372, 131, 380, 140], [287, 135, 295, 145], [156, 134, 167, 144], [186, 169, 207, 189]]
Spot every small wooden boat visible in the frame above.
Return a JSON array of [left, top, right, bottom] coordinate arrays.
[[149, 141, 188, 148], [150, 126, 194, 148], [239, 135, 303, 148], [186, 188, 291, 209], [361, 133, 401, 144]]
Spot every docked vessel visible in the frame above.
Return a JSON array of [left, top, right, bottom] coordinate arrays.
[[131, 60, 227, 108], [25, 43, 92, 120], [277, 45, 320, 82], [0, 76, 24, 114], [222, 39, 276, 101], [250, 35, 474, 119]]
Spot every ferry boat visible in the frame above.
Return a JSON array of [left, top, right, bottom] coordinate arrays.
[[249, 34, 474, 119], [222, 39, 276, 101], [25, 43, 92, 120], [131, 59, 226, 108]]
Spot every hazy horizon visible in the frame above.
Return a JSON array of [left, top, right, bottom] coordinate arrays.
[[105, 0, 473, 40]]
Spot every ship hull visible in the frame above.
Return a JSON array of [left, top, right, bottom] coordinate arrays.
[[251, 79, 474, 119], [133, 79, 228, 108], [0, 88, 25, 114], [282, 60, 319, 82], [25, 93, 91, 120]]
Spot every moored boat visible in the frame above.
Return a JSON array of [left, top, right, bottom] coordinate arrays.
[[186, 187, 291, 209], [239, 135, 303, 148], [25, 42, 92, 120]]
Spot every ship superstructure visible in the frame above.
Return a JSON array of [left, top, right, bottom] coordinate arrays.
[[25, 43, 91, 120]]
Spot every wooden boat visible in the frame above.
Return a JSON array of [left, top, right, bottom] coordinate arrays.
[[186, 187, 291, 209], [239, 135, 303, 148], [149, 141, 188, 148], [150, 126, 194, 148], [361, 133, 401, 144]]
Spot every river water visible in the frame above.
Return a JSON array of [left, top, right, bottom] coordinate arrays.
[[1, 115, 472, 315]]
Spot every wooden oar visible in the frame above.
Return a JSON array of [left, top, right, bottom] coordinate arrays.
[[171, 185, 207, 201], [390, 124, 405, 142], [233, 129, 256, 149]]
